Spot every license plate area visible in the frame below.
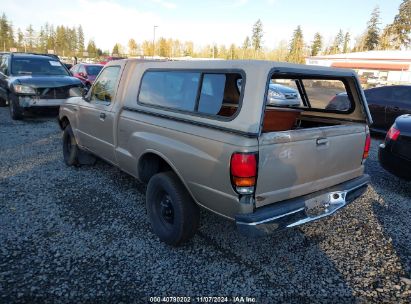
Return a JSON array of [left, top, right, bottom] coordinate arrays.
[[304, 193, 331, 217]]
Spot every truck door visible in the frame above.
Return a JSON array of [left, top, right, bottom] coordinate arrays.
[[77, 65, 121, 163]]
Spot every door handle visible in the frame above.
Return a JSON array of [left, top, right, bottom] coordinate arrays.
[[316, 138, 329, 146], [99, 112, 106, 120]]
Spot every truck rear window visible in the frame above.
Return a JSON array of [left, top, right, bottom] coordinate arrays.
[[138, 71, 243, 119], [268, 77, 353, 113]]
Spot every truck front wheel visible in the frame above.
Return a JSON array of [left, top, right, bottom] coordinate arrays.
[[62, 125, 79, 166], [146, 172, 199, 246], [9, 94, 23, 120]]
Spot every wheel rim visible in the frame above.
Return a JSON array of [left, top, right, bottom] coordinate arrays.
[[159, 194, 174, 225]]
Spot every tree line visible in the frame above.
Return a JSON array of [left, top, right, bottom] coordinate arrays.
[[0, 0, 409, 63], [0, 13, 100, 57]]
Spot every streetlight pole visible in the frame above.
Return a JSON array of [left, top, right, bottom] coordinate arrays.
[[153, 25, 158, 57]]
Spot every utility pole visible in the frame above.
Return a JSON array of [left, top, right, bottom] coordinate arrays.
[[153, 25, 158, 57]]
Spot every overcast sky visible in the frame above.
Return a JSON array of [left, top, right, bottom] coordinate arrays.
[[1, 0, 404, 51]]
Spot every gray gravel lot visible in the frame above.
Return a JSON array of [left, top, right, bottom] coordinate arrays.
[[0, 107, 410, 303]]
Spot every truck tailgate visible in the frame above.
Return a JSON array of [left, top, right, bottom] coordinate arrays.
[[255, 124, 366, 208]]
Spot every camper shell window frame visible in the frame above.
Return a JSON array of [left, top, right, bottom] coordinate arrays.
[[267, 70, 357, 115], [137, 68, 246, 122]]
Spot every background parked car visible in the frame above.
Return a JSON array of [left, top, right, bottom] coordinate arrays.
[[325, 85, 411, 132], [99, 56, 126, 65], [325, 92, 351, 111], [378, 114, 411, 180], [70, 63, 103, 87], [0, 52, 83, 120], [365, 85, 411, 132], [266, 83, 302, 106]]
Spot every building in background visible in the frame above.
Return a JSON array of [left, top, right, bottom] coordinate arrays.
[[306, 51, 411, 88]]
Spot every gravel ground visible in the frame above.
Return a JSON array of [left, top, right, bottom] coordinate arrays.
[[0, 107, 410, 303]]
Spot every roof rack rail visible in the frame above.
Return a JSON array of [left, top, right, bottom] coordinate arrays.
[[6, 52, 60, 60]]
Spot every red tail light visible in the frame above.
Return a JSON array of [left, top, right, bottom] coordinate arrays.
[[230, 153, 257, 194], [363, 133, 371, 160], [386, 126, 400, 141]]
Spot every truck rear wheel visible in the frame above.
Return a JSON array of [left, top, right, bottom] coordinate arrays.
[[62, 125, 79, 166], [146, 171, 199, 246]]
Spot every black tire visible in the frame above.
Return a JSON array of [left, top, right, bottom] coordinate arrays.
[[9, 95, 23, 120], [62, 125, 79, 166], [146, 172, 200, 246], [0, 97, 7, 107]]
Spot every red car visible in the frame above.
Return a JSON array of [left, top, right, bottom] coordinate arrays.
[[99, 56, 126, 65], [70, 63, 104, 87]]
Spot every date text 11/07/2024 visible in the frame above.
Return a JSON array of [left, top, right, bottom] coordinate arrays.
[[149, 296, 257, 303]]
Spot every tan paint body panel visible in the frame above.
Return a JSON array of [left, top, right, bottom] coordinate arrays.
[[256, 124, 366, 207], [59, 59, 370, 219]]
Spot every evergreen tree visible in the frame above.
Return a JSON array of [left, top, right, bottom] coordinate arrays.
[[331, 29, 344, 54], [211, 44, 218, 58], [38, 26, 47, 52], [46, 24, 56, 52], [112, 43, 123, 55], [25, 24, 35, 52], [242, 36, 250, 59], [310, 32, 322, 56], [112, 44, 119, 55], [343, 32, 351, 53], [364, 6, 380, 50], [228, 43, 237, 59], [17, 28, 24, 49], [286, 25, 304, 64], [0, 13, 9, 51], [7, 21, 15, 49], [55, 26, 65, 54], [384, 0, 411, 49], [251, 19, 263, 53], [86, 39, 97, 57], [379, 25, 393, 50], [66, 27, 77, 56], [242, 36, 250, 50], [77, 25, 85, 53]]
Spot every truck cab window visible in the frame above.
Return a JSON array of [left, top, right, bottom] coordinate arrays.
[[139, 71, 243, 118], [198, 74, 226, 115], [91, 66, 121, 104]]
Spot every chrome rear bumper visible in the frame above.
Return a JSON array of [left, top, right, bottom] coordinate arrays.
[[236, 175, 370, 237]]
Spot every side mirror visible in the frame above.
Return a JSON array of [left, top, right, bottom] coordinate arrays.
[[82, 86, 90, 100], [69, 87, 85, 98]]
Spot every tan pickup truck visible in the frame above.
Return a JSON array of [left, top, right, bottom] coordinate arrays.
[[59, 59, 372, 246]]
